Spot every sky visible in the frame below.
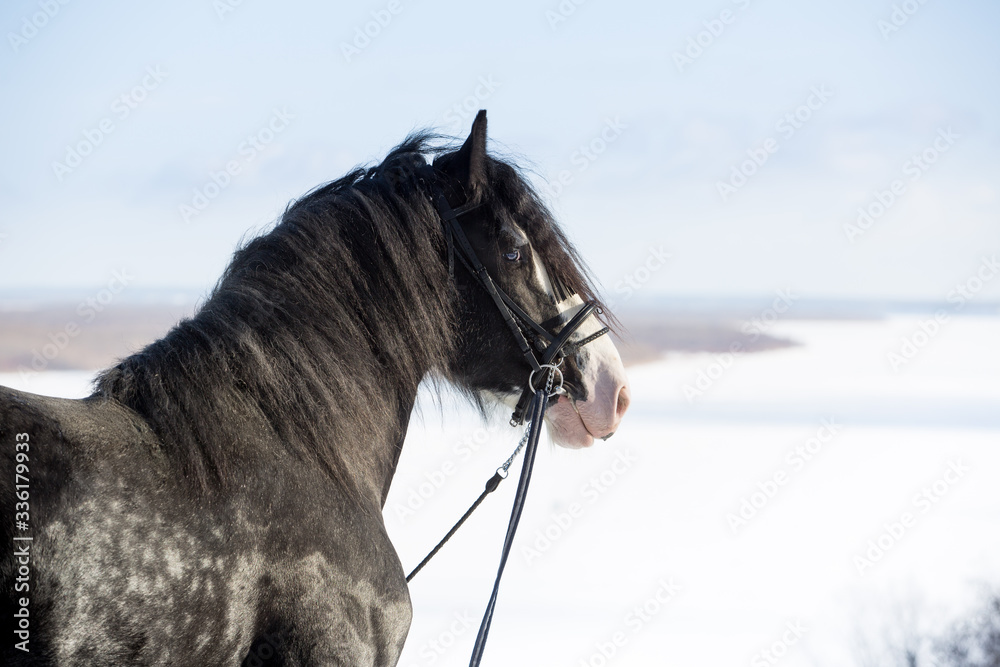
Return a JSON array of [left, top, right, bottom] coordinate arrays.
[[1, 0, 998, 302]]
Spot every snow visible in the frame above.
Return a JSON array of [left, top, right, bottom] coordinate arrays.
[[390, 316, 1000, 666], [0, 370, 98, 399], [4, 316, 998, 665]]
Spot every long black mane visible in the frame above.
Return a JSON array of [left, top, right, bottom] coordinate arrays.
[[93, 131, 605, 497]]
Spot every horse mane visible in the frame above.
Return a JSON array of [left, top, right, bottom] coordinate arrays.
[[93, 131, 608, 497]]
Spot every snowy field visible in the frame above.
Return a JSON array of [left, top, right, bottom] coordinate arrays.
[[391, 315, 1000, 667], [3, 315, 998, 665]]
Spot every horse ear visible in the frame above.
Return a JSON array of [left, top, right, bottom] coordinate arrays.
[[452, 110, 488, 194]]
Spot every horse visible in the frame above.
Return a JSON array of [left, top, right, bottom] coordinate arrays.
[[1, 110, 630, 666]]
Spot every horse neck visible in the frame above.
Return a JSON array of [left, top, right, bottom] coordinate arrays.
[[99, 197, 455, 506], [207, 211, 454, 504]]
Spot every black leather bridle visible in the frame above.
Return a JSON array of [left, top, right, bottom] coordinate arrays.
[[411, 166, 612, 666], [418, 166, 610, 425]]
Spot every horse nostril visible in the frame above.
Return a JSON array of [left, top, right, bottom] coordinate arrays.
[[616, 384, 631, 419], [601, 431, 616, 441]]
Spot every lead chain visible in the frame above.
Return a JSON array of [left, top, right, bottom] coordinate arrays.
[[498, 367, 556, 478]]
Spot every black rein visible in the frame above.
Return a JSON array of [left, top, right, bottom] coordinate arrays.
[[407, 166, 609, 666]]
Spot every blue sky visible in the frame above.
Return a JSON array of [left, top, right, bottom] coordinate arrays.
[[1, 0, 998, 302]]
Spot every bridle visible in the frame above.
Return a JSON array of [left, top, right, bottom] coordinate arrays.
[[417, 165, 610, 425], [406, 164, 608, 667], [406, 166, 612, 666]]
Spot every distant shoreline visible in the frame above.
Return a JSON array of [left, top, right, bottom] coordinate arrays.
[[0, 302, 806, 372], [6, 294, 998, 372]]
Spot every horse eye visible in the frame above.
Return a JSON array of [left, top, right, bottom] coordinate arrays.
[[503, 250, 521, 262]]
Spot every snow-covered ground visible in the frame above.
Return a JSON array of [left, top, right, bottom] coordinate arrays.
[[389, 315, 1000, 666], [3, 316, 998, 665]]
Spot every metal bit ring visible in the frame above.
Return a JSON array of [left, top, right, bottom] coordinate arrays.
[[528, 363, 564, 398]]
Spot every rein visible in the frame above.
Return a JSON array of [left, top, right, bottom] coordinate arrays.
[[405, 379, 554, 667], [407, 167, 609, 666]]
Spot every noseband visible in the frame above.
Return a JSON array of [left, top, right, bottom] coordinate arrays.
[[417, 167, 610, 426], [409, 167, 612, 665]]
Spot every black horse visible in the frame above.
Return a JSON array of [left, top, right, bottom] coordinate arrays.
[[1, 111, 630, 666]]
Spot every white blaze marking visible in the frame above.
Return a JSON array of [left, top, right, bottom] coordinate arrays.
[[488, 229, 626, 433], [532, 251, 559, 304], [550, 293, 623, 407], [526, 242, 619, 386], [529, 255, 623, 409]]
